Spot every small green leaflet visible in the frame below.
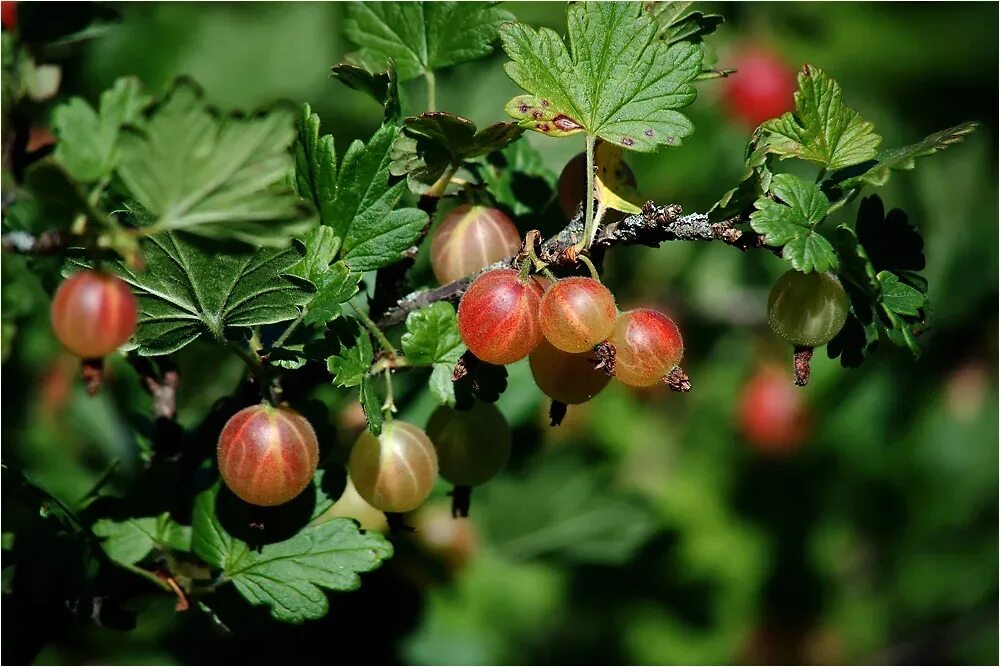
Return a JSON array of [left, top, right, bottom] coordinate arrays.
[[749, 173, 837, 272], [115, 79, 315, 246], [343, 2, 514, 82], [360, 375, 384, 435], [330, 60, 401, 124], [400, 302, 466, 407], [327, 328, 373, 388], [92, 514, 191, 566], [644, 1, 724, 46], [288, 228, 361, 326], [191, 484, 392, 624], [501, 2, 702, 151], [389, 112, 523, 194], [295, 107, 428, 272], [74, 233, 311, 356], [52, 77, 148, 183], [760, 65, 881, 170], [829, 121, 979, 190]]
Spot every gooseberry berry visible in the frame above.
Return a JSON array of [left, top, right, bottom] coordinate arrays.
[[1, 2, 16, 31], [50, 270, 138, 359], [723, 47, 797, 129], [430, 204, 521, 284], [529, 339, 611, 404], [608, 308, 684, 387], [738, 366, 811, 455], [217, 403, 320, 507], [320, 478, 389, 533], [425, 402, 510, 487], [539, 277, 617, 353], [767, 270, 848, 348], [457, 268, 544, 365], [348, 420, 439, 513]]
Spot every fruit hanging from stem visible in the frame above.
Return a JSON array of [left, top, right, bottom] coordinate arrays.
[[431, 204, 522, 284], [348, 420, 439, 513], [608, 308, 684, 387], [539, 276, 617, 353], [767, 270, 849, 348], [50, 270, 138, 359], [457, 268, 545, 365]]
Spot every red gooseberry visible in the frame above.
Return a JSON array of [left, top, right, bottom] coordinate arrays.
[[539, 277, 617, 353], [457, 268, 544, 365], [50, 270, 138, 359], [529, 339, 611, 404], [608, 308, 684, 387], [738, 366, 811, 456], [722, 47, 797, 129], [431, 204, 522, 284], [217, 403, 320, 507], [348, 420, 439, 513]]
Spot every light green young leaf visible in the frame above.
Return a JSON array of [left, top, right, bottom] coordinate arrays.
[[400, 302, 464, 366], [760, 65, 881, 170], [93, 514, 191, 566], [191, 484, 392, 623], [500, 2, 702, 151], [750, 173, 837, 273], [327, 328, 373, 388], [429, 363, 458, 407], [52, 77, 148, 183], [297, 109, 428, 271], [343, 2, 514, 82], [72, 233, 311, 356], [304, 262, 361, 327], [116, 79, 315, 246]]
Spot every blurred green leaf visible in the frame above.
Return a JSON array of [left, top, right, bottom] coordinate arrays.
[[343, 2, 514, 82], [761, 64, 881, 170], [116, 79, 315, 246], [501, 2, 702, 149], [72, 234, 311, 355], [749, 172, 837, 272], [191, 484, 392, 623], [52, 77, 148, 183], [475, 138, 557, 218], [478, 452, 658, 564]]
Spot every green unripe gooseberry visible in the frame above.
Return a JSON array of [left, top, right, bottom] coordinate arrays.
[[425, 402, 511, 487], [767, 270, 849, 347]]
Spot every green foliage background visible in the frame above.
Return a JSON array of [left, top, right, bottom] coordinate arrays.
[[2, 2, 997, 664]]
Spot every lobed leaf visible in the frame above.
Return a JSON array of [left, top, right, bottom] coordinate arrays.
[[500, 2, 702, 151], [400, 302, 464, 366], [749, 173, 837, 272], [192, 484, 392, 623], [330, 60, 401, 124], [116, 79, 315, 246], [93, 514, 191, 566], [644, 1, 725, 46], [760, 65, 881, 170], [343, 2, 514, 82], [326, 328, 373, 388]]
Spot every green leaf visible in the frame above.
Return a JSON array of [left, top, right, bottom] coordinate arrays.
[[191, 484, 392, 623], [478, 452, 658, 564], [429, 363, 457, 407], [343, 2, 514, 82], [288, 226, 341, 283], [327, 328, 373, 388], [389, 113, 523, 194], [52, 77, 148, 183], [831, 121, 979, 189], [92, 514, 191, 566], [116, 79, 315, 246], [877, 271, 924, 317], [760, 65, 881, 170], [644, 1, 724, 46], [749, 173, 837, 272], [74, 233, 311, 356], [500, 2, 702, 150], [330, 60, 401, 124], [297, 109, 428, 272], [304, 262, 361, 327], [710, 133, 771, 218], [400, 302, 464, 366], [359, 375, 384, 436]]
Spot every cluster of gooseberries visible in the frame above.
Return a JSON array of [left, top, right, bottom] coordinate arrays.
[[216, 400, 511, 517], [456, 267, 685, 402]]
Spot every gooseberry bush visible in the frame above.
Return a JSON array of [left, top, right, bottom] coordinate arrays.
[[0, 0, 978, 634]]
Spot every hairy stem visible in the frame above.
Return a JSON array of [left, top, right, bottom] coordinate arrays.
[[351, 302, 398, 357], [273, 310, 306, 348], [574, 134, 597, 253]]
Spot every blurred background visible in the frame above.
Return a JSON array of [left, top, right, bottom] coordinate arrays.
[[2, 2, 997, 664]]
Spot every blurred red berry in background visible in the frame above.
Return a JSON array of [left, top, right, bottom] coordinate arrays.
[[723, 47, 797, 129]]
